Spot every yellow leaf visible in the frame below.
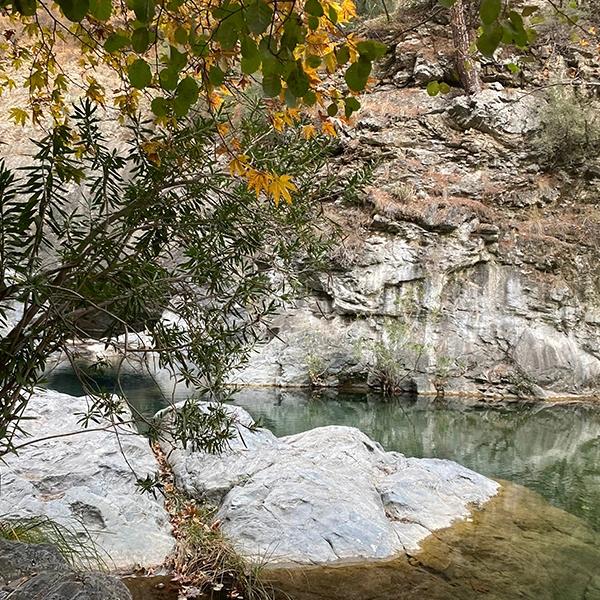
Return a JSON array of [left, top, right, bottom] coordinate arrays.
[[272, 111, 286, 132], [9, 107, 28, 126], [322, 120, 337, 137], [302, 124, 317, 139], [229, 154, 249, 176], [217, 122, 230, 136], [268, 174, 297, 206], [245, 168, 272, 198]]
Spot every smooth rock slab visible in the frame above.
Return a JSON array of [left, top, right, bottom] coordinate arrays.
[[0, 389, 174, 572], [161, 403, 499, 565]]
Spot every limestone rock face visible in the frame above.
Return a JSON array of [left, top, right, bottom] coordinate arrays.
[[0, 389, 174, 572], [161, 403, 499, 565], [227, 85, 600, 399]]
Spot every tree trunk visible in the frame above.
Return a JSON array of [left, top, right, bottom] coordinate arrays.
[[450, 0, 481, 95]]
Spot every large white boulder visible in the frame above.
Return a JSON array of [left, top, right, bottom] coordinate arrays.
[[161, 403, 499, 565], [0, 389, 174, 572]]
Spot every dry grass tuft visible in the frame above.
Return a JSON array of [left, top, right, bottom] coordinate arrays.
[[154, 444, 277, 600]]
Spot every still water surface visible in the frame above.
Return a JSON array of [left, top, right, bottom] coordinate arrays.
[[46, 370, 600, 530]]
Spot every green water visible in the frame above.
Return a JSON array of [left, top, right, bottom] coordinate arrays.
[[45, 370, 600, 531]]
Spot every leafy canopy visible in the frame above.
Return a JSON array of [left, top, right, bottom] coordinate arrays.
[[0, 0, 387, 127], [0, 98, 370, 457]]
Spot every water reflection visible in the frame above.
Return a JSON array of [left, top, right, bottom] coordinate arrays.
[[267, 483, 600, 600]]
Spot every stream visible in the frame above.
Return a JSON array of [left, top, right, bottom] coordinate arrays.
[[45, 369, 600, 599]]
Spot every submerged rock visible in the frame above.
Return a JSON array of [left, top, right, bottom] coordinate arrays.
[[266, 483, 600, 600], [161, 403, 498, 565], [0, 389, 174, 572]]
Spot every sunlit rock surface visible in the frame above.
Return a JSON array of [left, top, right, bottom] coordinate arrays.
[[0, 389, 174, 572], [160, 403, 498, 565]]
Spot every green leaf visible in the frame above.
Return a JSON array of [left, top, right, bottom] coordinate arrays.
[[344, 56, 371, 92], [13, 0, 37, 16], [245, 0, 273, 34], [327, 102, 338, 117], [159, 67, 179, 90], [426, 80, 440, 96], [336, 45, 350, 65], [281, 15, 303, 50], [174, 27, 188, 45], [215, 22, 238, 50], [306, 54, 321, 68], [208, 65, 225, 86], [176, 76, 199, 106], [305, 0, 324, 17], [151, 96, 170, 117], [57, 0, 89, 22], [507, 62, 520, 74], [191, 35, 210, 57], [480, 0, 501, 26], [169, 46, 187, 70], [285, 86, 298, 107], [104, 32, 129, 53], [130, 0, 155, 23], [344, 96, 360, 117], [437, 0, 455, 7], [307, 15, 319, 30], [262, 73, 281, 97], [131, 27, 150, 53], [286, 63, 309, 98], [304, 90, 317, 106], [521, 5, 538, 17], [128, 58, 152, 89], [328, 6, 338, 23], [241, 36, 261, 74], [477, 24, 503, 56], [357, 40, 387, 61], [439, 82, 451, 94], [173, 94, 191, 117], [89, 0, 112, 19]]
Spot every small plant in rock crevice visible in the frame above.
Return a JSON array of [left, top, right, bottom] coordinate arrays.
[[355, 319, 425, 396], [534, 85, 600, 171], [153, 443, 277, 600]]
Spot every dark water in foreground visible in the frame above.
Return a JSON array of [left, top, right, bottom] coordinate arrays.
[[46, 370, 600, 531]]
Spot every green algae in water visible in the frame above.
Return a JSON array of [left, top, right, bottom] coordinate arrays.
[[266, 482, 600, 600]]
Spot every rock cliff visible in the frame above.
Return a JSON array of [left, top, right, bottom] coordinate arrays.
[[230, 2, 600, 399]]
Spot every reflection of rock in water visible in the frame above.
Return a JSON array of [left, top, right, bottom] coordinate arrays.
[[266, 482, 600, 600], [231, 390, 600, 530]]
